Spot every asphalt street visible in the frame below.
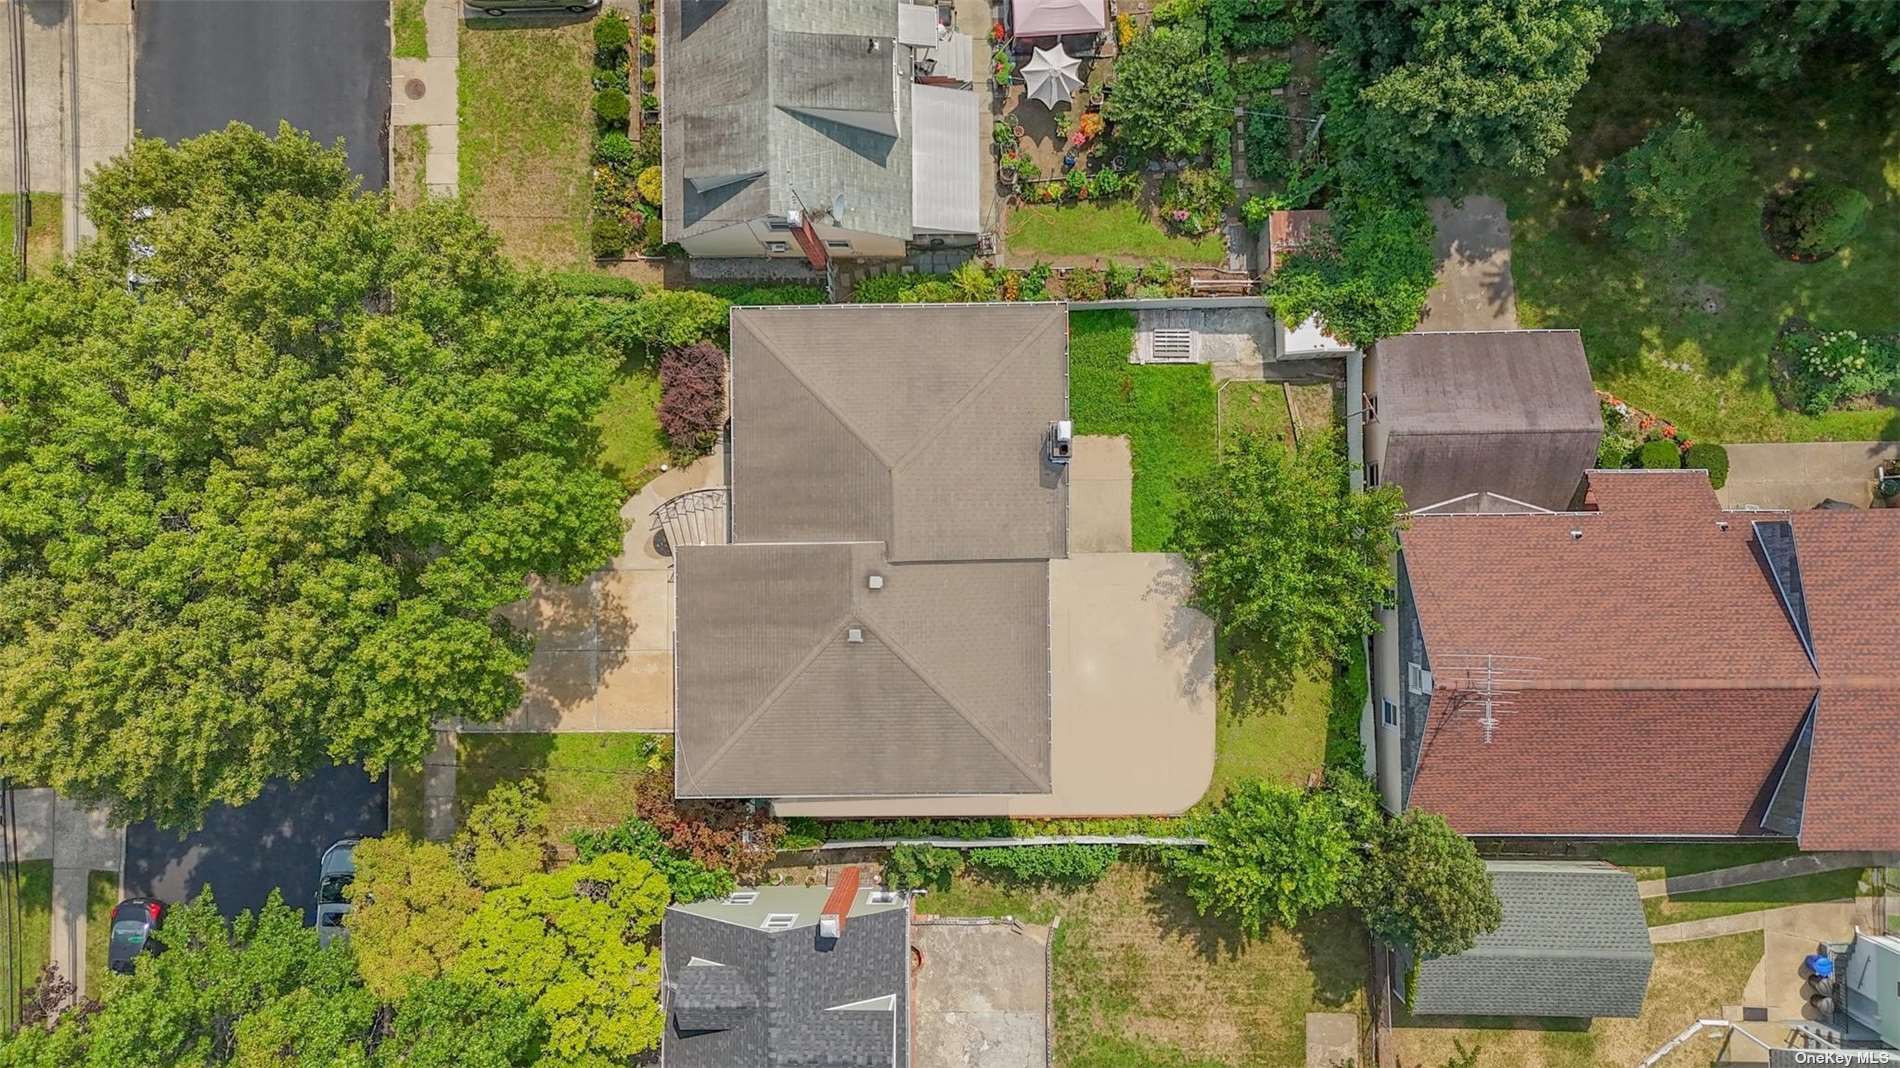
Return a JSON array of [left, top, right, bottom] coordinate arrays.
[[133, 0, 390, 189], [123, 764, 388, 922]]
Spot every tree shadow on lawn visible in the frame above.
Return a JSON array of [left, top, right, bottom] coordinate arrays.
[[1138, 865, 1367, 1008]]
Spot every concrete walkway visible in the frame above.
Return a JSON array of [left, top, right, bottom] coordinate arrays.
[[1637, 852, 1898, 900], [1650, 901, 1855, 945], [71, 0, 131, 244], [1716, 441, 1900, 511], [421, 729, 459, 842], [390, 0, 460, 196], [11, 788, 124, 998]]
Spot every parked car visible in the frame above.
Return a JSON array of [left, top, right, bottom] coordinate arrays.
[[106, 898, 165, 974], [315, 837, 361, 947], [464, 0, 597, 16]]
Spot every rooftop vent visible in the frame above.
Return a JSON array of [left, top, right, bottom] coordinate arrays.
[[1569, 529, 1583, 541], [867, 574, 884, 590], [846, 626, 864, 644], [1717, 520, 1730, 532], [1047, 419, 1073, 465]]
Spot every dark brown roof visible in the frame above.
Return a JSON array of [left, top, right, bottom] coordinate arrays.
[[1400, 470, 1900, 848], [1369, 331, 1601, 511]]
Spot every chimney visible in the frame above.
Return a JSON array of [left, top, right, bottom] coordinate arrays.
[[819, 867, 861, 939]]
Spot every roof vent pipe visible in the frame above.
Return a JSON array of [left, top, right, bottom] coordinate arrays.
[[1569, 529, 1583, 541]]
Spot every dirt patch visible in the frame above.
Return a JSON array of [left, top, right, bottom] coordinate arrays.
[[1286, 382, 1339, 444], [1677, 280, 1726, 316]]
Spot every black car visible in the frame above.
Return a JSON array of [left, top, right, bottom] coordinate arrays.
[[106, 898, 166, 974]]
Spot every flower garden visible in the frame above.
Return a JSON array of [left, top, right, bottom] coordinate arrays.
[[589, 6, 667, 259]]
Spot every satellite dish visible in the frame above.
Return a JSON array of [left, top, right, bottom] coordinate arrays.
[[832, 193, 848, 219]]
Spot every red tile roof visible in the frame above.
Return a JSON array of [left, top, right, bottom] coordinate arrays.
[[1399, 470, 1900, 848]]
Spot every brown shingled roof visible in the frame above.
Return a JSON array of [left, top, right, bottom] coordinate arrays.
[[1399, 469, 1900, 848]]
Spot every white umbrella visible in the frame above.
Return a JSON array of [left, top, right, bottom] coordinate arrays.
[[1021, 43, 1083, 109]]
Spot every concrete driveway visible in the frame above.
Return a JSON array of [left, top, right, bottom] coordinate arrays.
[[122, 764, 386, 922], [134, 0, 390, 188], [1418, 196, 1519, 332], [1716, 441, 1900, 511], [912, 919, 1049, 1068]]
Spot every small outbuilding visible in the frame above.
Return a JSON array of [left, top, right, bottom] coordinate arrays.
[[1009, 0, 1106, 39], [1398, 860, 1653, 1020]]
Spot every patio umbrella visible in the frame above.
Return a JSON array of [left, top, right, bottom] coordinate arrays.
[[1022, 43, 1083, 109]]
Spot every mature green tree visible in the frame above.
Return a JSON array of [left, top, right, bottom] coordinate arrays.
[[1102, 26, 1235, 162], [0, 889, 363, 1066], [1167, 779, 1358, 933], [570, 815, 736, 903], [453, 781, 556, 890], [1170, 429, 1405, 710], [1265, 195, 1438, 347], [455, 852, 669, 1067], [1590, 110, 1745, 249], [1355, 809, 1502, 957], [0, 123, 624, 825], [1324, 0, 1610, 191], [372, 978, 547, 1068], [345, 835, 486, 997], [1686, 0, 1900, 84]]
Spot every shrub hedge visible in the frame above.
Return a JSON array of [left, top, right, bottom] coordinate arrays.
[[1683, 442, 1729, 489], [1637, 439, 1681, 469], [967, 844, 1118, 886]]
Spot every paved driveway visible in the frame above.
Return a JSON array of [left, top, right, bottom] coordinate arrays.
[[1716, 441, 1900, 510], [123, 764, 387, 922], [134, 0, 389, 188], [1418, 196, 1519, 332]]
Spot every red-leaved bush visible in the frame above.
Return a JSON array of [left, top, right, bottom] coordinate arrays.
[[657, 341, 726, 459], [635, 774, 783, 883]]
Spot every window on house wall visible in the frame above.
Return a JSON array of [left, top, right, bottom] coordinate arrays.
[[1406, 663, 1421, 694], [760, 913, 798, 931], [1382, 699, 1398, 727], [765, 241, 789, 254], [825, 239, 851, 250]]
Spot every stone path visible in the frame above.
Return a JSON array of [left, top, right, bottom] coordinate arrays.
[[1649, 901, 1856, 945], [1637, 852, 1899, 900], [390, 0, 460, 197], [11, 788, 123, 998], [1716, 441, 1900, 511]]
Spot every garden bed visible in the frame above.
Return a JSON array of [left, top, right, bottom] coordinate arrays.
[[456, 732, 669, 839]]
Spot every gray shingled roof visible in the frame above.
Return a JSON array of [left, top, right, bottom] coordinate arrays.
[[664, 887, 910, 1068], [1370, 330, 1602, 512], [674, 304, 1069, 800], [1408, 861, 1653, 1019], [662, 0, 914, 244]]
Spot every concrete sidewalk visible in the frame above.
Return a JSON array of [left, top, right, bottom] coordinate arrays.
[[1637, 852, 1898, 900], [71, 0, 132, 244], [390, 0, 459, 196], [1649, 901, 1855, 945], [12, 788, 124, 998], [1716, 441, 1900, 511]]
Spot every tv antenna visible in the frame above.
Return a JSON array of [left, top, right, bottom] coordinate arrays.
[[1434, 653, 1541, 745]]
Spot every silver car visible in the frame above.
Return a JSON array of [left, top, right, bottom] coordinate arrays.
[[315, 837, 360, 947]]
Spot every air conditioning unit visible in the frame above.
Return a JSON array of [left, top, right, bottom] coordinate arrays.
[[1047, 420, 1073, 465]]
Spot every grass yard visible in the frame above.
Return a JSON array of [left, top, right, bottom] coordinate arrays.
[[914, 871, 1063, 925], [1010, 199, 1227, 266], [0, 860, 52, 1000], [1070, 310, 1217, 551], [1499, 30, 1900, 443], [456, 732, 667, 837], [597, 357, 666, 493], [0, 193, 63, 277], [1216, 381, 1292, 446], [1642, 867, 1863, 927], [460, 19, 593, 266], [1055, 864, 1367, 1068], [390, 125, 429, 210], [387, 763, 428, 839], [85, 869, 117, 988], [1594, 841, 1803, 883], [1203, 651, 1329, 807], [392, 0, 428, 59], [1392, 931, 1762, 1068]]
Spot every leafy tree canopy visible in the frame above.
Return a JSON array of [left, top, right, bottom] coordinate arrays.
[[345, 835, 486, 998], [1264, 195, 1438, 348], [1325, 0, 1610, 191], [1102, 26, 1235, 163], [0, 123, 625, 826], [455, 852, 669, 1067], [1685, 0, 1900, 84], [570, 815, 737, 904], [1355, 809, 1504, 957], [1590, 109, 1744, 250], [1167, 779, 1359, 933], [454, 780, 556, 890], [1169, 428, 1405, 710]]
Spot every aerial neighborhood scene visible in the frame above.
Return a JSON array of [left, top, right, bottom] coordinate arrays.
[[3, 0, 1900, 1064]]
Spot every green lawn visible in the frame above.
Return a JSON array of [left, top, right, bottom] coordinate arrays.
[[598, 357, 666, 494], [1054, 864, 1367, 1068], [456, 732, 667, 837], [914, 871, 1063, 925], [85, 870, 117, 989], [1394, 931, 1762, 1068], [1643, 868, 1863, 927], [0, 193, 63, 278], [1594, 841, 1803, 883], [1499, 30, 1900, 443], [459, 20, 593, 265], [391, 125, 429, 210], [1217, 381, 1292, 446], [388, 763, 428, 840], [1, 860, 52, 1000], [1011, 199, 1227, 266], [1202, 657, 1328, 808], [1069, 310, 1217, 551], [393, 0, 428, 59]]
